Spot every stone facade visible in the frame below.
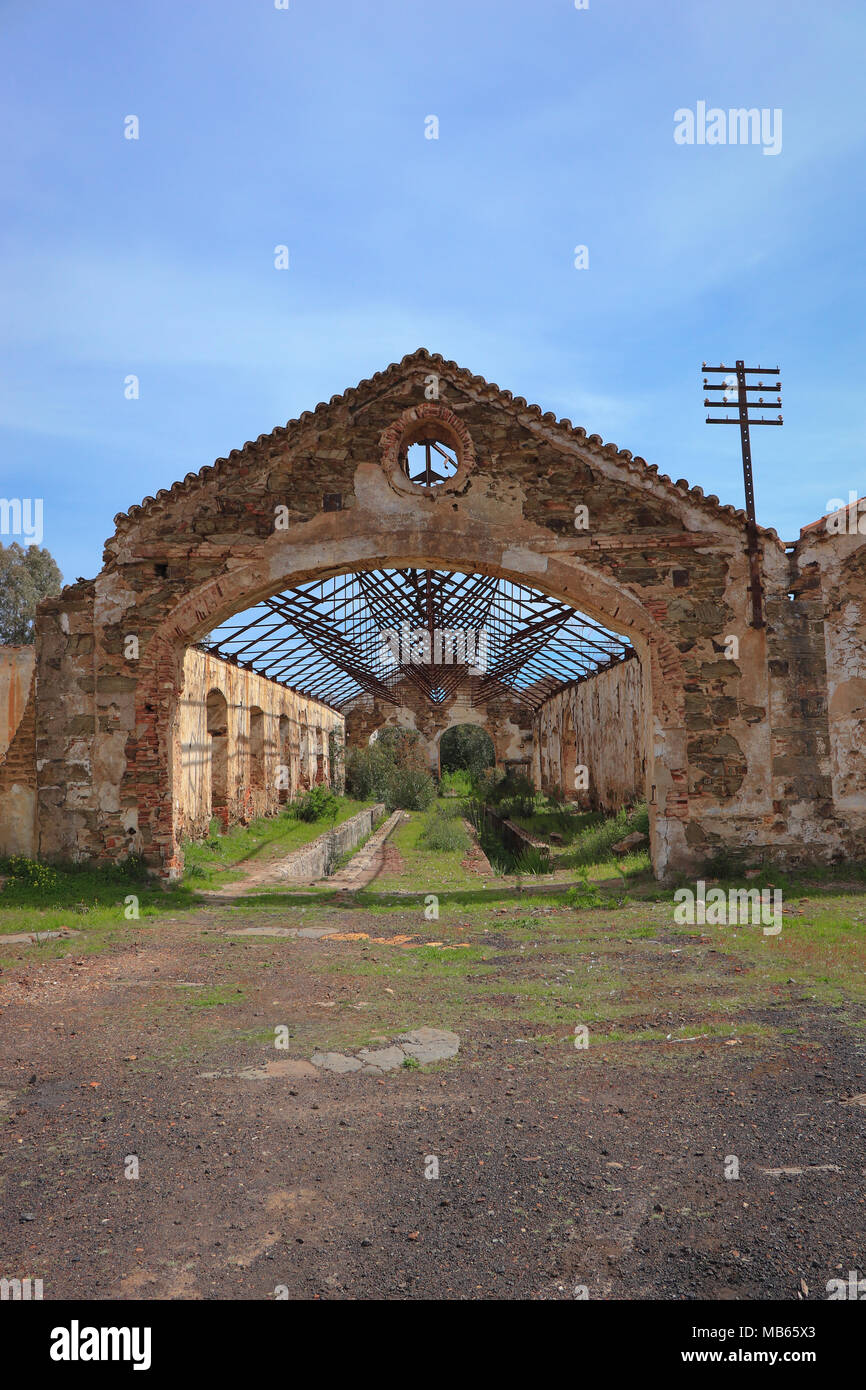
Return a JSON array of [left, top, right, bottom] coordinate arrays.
[[2, 349, 865, 879]]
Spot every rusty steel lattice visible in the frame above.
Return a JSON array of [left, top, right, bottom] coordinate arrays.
[[199, 568, 633, 711]]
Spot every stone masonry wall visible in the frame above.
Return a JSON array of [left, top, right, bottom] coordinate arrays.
[[791, 515, 866, 858]]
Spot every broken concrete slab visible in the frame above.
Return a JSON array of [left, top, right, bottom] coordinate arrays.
[[0, 929, 80, 945], [397, 1026, 460, 1063], [356, 1046, 406, 1071], [310, 1051, 364, 1073], [237, 1059, 319, 1081], [759, 1164, 842, 1177], [311, 1026, 461, 1075]]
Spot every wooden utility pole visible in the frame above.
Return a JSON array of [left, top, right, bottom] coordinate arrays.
[[703, 360, 783, 628]]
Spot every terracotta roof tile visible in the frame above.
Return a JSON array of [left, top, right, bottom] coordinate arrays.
[[110, 347, 782, 544]]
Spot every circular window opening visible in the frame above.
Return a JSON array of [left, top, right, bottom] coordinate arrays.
[[399, 435, 460, 487]]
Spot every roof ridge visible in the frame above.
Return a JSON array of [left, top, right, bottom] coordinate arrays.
[[107, 348, 781, 546]]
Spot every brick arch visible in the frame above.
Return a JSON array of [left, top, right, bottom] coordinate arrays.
[[121, 520, 679, 876]]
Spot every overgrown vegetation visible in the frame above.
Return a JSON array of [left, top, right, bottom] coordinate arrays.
[[472, 768, 537, 820], [0, 852, 150, 904], [370, 801, 480, 892], [439, 768, 473, 797], [345, 727, 436, 811], [290, 785, 340, 822], [418, 801, 470, 853], [0, 852, 193, 939], [550, 803, 649, 872], [438, 724, 495, 781]]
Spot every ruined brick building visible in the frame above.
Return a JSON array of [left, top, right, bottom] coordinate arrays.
[[0, 350, 863, 879]]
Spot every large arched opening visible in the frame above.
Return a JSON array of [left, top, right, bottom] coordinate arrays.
[[137, 534, 664, 876], [205, 689, 228, 828]]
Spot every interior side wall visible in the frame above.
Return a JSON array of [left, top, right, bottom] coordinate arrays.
[[176, 649, 343, 841], [794, 525, 866, 857], [536, 657, 645, 812], [0, 647, 35, 758], [0, 650, 37, 856]]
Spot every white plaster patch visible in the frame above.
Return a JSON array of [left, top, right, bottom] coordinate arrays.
[[501, 546, 548, 575]]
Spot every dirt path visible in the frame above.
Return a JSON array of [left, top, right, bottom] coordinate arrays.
[[461, 817, 493, 875], [324, 810, 406, 890], [1, 852, 865, 1301]]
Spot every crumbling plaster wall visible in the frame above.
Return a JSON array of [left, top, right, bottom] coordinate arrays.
[[343, 677, 533, 773], [0, 647, 35, 758], [792, 520, 866, 852], [0, 647, 37, 856], [536, 656, 645, 811], [177, 648, 342, 841]]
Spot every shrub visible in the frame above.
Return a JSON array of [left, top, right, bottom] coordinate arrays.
[[346, 727, 436, 810], [439, 724, 495, 780], [345, 744, 390, 801], [1, 855, 60, 892], [419, 806, 470, 852], [291, 786, 339, 822], [564, 872, 605, 908], [483, 771, 537, 819], [386, 766, 435, 812], [511, 845, 552, 876], [555, 802, 649, 870]]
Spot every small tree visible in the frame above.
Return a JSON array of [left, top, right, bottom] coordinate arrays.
[[0, 542, 62, 644], [439, 724, 495, 780], [345, 726, 435, 810]]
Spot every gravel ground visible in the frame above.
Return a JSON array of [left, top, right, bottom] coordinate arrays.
[[1, 871, 865, 1302]]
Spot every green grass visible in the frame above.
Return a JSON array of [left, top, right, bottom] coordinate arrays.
[[0, 795, 375, 943], [372, 803, 481, 892], [0, 854, 198, 940], [184, 984, 247, 1009], [181, 797, 374, 887], [439, 769, 473, 796], [513, 802, 650, 872], [417, 803, 471, 853]]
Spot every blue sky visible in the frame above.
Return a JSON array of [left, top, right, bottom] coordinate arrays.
[[2, 0, 865, 583]]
